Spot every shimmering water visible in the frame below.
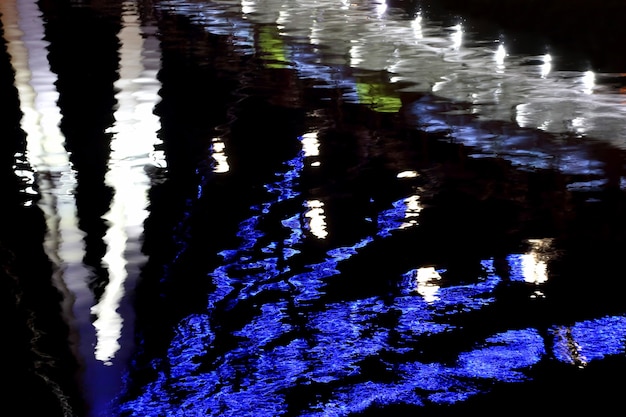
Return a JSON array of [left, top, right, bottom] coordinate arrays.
[[2, 0, 626, 416]]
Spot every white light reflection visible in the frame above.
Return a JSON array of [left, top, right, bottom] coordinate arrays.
[[570, 116, 588, 137], [349, 41, 365, 68], [400, 194, 422, 229], [301, 131, 320, 158], [494, 43, 506, 71], [515, 102, 551, 131], [582, 70, 595, 94], [411, 14, 423, 40], [510, 238, 555, 299], [1, 0, 70, 198], [162, 0, 626, 147], [1, 0, 87, 352], [211, 138, 230, 173], [450, 24, 462, 50], [397, 170, 418, 179], [414, 266, 442, 303], [309, 17, 322, 46], [276, 9, 289, 29], [92, 1, 160, 365], [540, 54, 552, 78], [376, 0, 387, 17], [301, 130, 321, 166], [241, 0, 255, 15], [305, 199, 328, 239]]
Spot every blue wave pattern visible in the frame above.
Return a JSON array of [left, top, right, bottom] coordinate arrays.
[[110, 1, 626, 415], [117, 135, 626, 416]]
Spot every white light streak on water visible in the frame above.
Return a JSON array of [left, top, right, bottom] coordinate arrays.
[[301, 131, 320, 158], [93, 0, 160, 368], [305, 199, 328, 239], [170, 0, 626, 146], [210, 138, 230, 173], [414, 266, 442, 303], [1, 0, 92, 364]]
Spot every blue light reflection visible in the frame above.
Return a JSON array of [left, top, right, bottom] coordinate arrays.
[[118, 141, 626, 415], [113, 2, 626, 415]]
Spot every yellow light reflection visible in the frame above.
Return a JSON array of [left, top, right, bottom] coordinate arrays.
[[305, 199, 328, 239], [414, 266, 441, 303]]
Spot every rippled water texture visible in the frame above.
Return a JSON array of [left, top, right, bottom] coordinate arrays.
[[2, 0, 626, 416]]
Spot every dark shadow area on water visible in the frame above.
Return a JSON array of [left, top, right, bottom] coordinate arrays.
[[38, 0, 121, 302]]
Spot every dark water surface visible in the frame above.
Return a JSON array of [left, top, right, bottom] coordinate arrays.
[[2, 0, 626, 416]]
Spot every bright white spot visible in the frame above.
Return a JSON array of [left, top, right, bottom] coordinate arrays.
[[415, 267, 442, 303], [305, 199, 328, 239], [397, 170, 419, 178]]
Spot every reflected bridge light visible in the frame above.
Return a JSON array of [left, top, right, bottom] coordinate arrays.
[[305, 199, 328, 239], [413, 266, 442, 303], [570, 116, 588, 137], [241, 0, 255, 15], [510, 238, 555, 299], [397, 170, 418, 179], [522, 238, 554, 285], [582, 70, 595, 94], [540, 53, 552, 78], [301, 131, 320, 157], [412, 13, 423, 40], [450, 24, 463, 50], [494, 43, 506, 70], [376, 0, 387, 17], [277, 9, 290, 28], [211, 137, 230, 173], [349, 41, 365, 67], [309, 18, 322, 45], [400, 194, 422, 229]]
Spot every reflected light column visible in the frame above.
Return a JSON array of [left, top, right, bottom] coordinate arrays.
[[93, 0, 161, 366], [1, 0, 89, 351]]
